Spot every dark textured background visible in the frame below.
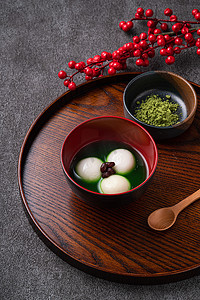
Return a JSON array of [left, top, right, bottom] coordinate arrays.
[[1, 0, 200, 299]]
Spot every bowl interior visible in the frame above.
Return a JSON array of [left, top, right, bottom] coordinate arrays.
[[124, 71, 196, 127], [61, 116, 157, 193]]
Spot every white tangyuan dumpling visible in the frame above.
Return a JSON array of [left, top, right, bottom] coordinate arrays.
[[100, 174, 131, 194], [107, 148, 135, 175], [76, 157, 103, 182]]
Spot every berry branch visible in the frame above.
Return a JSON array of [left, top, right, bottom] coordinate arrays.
[[58, 8, 200, 91]]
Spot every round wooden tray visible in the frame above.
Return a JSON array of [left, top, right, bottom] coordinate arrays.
[[18, 72, 200, 284]]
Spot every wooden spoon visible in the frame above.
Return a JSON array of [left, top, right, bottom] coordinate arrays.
[[148, 189, 200, 231]]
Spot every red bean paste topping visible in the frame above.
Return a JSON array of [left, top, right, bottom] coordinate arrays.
[[100, 162, 115, 178]]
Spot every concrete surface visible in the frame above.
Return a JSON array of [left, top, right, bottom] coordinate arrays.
[[1, 0, 200, 299]]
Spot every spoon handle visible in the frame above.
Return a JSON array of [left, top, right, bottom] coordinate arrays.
[[172, 188, 200, 215]]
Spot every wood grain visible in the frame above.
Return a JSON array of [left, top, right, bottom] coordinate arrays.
[[18, 72, 200, 284]]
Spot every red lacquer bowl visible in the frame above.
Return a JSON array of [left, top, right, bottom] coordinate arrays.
[[61, 116, 158, 207]]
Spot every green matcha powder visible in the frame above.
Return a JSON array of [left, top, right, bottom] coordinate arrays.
[[134, 94, 180, 127]]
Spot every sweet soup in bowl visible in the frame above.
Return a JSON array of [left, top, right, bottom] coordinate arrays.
[[70, 140, 148, 194], [61, 116, 158, 206]]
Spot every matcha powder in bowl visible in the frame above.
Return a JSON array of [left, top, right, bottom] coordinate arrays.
[[123, 71, 197, 140], [134, 94, 180, 127]]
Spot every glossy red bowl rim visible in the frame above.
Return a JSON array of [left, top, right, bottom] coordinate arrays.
[[60, 116, 158, 197]]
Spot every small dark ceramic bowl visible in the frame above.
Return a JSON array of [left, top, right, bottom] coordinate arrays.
[[123, 71, 197, 140], [61, 116, 158, 207]]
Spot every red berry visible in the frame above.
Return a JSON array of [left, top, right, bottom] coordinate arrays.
[[80, 61, 86, 68], [185, 32, 193, 41], [133, 36, 140, 43], [172, 23, 183, 33], [93, 55, 101, 63], [147, 20, 156, 28], [142, 53, 148, 60], [172, 23, 180, 33], [108, 67, 116, 75], [68, 61, 76, 69], [148, 28, 154, 35], [64, 79, 70, 87], [164, 8, 173, 16], [126, 21, 133, 30], [113, 61, 122, 70], [93, 68, 100, 77], [126, 42, 134, 51], [112, 51, 121, 59], [154, 28, 162, 34], [140, 32, 147, 40], [181, 27, 189, 34], [186, 23, 191, 28], [85, 75, 93, 81], [197, 29, 200, 36], [122, 23, 129, 32], [84, 67, 93, 76], [135, 13, 141, 19], [139, 40, 148, 49], [170, 15, 177, 22], [157, 38, 166, 46], [157, 35, 164, 40], [160, 48, 167, 56], [175, 37, 182, 45], [133, 49, 141, 57], [101, 51, 108, 61], [58, 70, 67, 79], [106, 52, 112, 60], [174, 47, 181, 54], [75, 62, 83, 70], [143, 59, 149, 67], [188, 39, 196, 47], [134, 43, 140, 50], [192, 9, 199, 16], [137, 7, 144, 16], [145, 9, 153, 17], [195, 12, 200, 21], [119, 21, 126, 28], [68, 82, 76, 91], [177, 23, 183, 30], [166, 47, 174, 55], [87, 58, 93, 65], [122, 44, 127, 51], [136, 58, 144, 66], [117, 48, 124, 56], [165, 56, 175, 65], [197, 48, 200, 55], [161, 23, 168, 31], [164, 34, 171, 41], [116, 50, 122, 56], [148, 48, 155, 58], [196, 40, 200, 48], [148, 34, 156, 43]]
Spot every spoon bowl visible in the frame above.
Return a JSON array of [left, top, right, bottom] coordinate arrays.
[[148, 189, 200, 231], [148, 207, 176, 231]]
